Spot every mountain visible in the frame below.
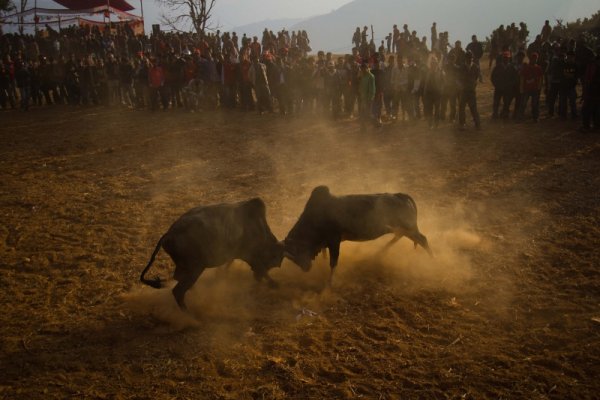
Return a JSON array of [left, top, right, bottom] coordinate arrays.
[[231, 18, 304, 39], [289, 0, 600, 53]]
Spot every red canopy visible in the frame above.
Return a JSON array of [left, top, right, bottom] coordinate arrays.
[[53, 0, 134, 12]]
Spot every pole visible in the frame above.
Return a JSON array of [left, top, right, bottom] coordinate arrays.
[[34, 0, 37, 32], [106, 0, 111, 29], [139, 0, 145, 35]]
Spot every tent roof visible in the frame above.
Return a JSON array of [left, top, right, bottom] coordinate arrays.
[[53, 0, 135, 12]]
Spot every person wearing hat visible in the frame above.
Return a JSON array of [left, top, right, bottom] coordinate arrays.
[[519, 52, 544, 122], [358, 61, 375, 130], [458, 50, 481, 130]]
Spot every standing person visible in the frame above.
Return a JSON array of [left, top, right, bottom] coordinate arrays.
[[0, 62, 10, 109], [408, 59, 424, 120], [519, 52, 544, 122], [148, 57, 167, 111], [358, 62, 375, 131], [580, 51, 600, 132], [119, 56, 135, 108], [134, 57, 149, 109], [391, 55, 411, 121], [265, 54, 282, 113], [324, 59, 343, 119], [352, 27, 361, 49], [383, 55, 395, 118], [431, 22, 437, 51], [491, 52, 518, 120], [441, 53, 459, 123], [371, 56, 385, 126], [15, 61, 31, 111], [239, 54, 255, 111], [546, 46, 565, 118], [541, 20, 552, 43], [249, 55, 272, 114], [423, 56, 444, 129], [385, 33, 392, 54], [512, 51, 526, 120], [105, 53, 120, 106], [466, 35, 484, 82], [342, 55, 358, 117], [458, 52, 481, 130], [559, 51, 578, 120]]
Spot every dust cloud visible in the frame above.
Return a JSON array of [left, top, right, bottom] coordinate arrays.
[[123, 119, 509, 330]]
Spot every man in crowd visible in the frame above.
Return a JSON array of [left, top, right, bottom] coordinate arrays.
[[458, 51, 481, 130], [491, 51, 518, 120], [358, 62, 375, 131], [519, 52, 543, 122]]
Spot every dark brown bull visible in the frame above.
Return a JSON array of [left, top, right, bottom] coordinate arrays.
[[140, 198, 284, 311], [284, 186, 432, 281]]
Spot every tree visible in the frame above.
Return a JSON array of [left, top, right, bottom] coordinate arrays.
[[156, 0, 217, 35], [0, 0, 15, 15]]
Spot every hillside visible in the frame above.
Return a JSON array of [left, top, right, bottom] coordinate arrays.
[[290, 0, 600, 52]]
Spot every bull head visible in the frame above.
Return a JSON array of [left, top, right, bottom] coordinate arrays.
[[283, 239, 313, 272]]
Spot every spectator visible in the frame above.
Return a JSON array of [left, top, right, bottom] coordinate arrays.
[[358, 62, 375, 131], [519, 52, 543, 122], [458, 51, 481, 130]]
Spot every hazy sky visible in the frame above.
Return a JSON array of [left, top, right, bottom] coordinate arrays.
[[210, 0, 352, 28]]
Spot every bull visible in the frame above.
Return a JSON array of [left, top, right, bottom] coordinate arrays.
[[140, 198, 284, 311], [284, 186, 432, 280]]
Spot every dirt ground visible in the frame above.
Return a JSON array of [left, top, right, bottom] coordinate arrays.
[[1, 78, 599, 399]]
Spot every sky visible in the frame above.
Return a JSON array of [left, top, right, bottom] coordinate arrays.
[[6, 0, 600, 51], [209, 0, 352, 29]]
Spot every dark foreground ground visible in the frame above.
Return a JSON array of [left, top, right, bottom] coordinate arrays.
[[0, 86, 599, 399]]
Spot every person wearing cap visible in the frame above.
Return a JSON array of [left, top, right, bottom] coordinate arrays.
[[358, 61, 375, 130], [519, 52, 544, 122], [457, 51, 481, 130]]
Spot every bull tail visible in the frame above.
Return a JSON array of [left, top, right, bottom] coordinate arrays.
[[140, 235, 165, 289]]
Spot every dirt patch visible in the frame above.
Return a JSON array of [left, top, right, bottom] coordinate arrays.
[[1, 82, 599, 398]]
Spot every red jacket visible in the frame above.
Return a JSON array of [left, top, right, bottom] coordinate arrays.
[[149, 65, 165, 88], [520, 63, 543, 92]]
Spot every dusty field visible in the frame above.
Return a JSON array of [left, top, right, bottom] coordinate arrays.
[[1, 84, 599, 399]]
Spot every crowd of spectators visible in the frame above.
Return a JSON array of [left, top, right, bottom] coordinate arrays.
[[0, 20, 599, 132]]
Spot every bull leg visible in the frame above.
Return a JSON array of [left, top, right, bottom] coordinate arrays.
[[253, 269, 279, 288], [172, 267, 204, 311], [327, 238, 341, 286], [381, 235, 401, 253]]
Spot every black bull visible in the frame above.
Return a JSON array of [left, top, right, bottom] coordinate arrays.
[[284, 186, 433, 276], [140, 198, 284, 310]]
